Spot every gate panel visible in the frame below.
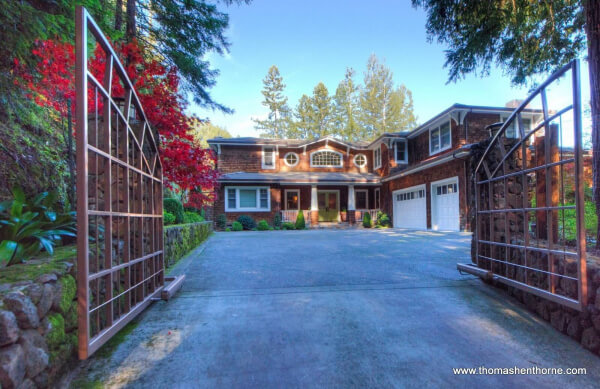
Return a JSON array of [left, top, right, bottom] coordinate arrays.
[[474, 60, 588, 311], [76, 6, 164, 359]]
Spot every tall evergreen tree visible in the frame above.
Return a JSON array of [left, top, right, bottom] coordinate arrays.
[[253, 65, 292, 138], [359, 54, 417, 139], [309, 82, 333, 138], [292, 94, 314, 139], [333, 68, 361, 141]]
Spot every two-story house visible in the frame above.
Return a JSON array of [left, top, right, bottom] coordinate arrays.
[[208, 103, 543, 231]]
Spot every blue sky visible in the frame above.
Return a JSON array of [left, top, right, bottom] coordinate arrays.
[[189, 0, 590, 138]]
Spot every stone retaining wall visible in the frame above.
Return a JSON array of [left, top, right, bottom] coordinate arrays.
[[0, 221, 212, 388], [163, 222, 212, 267]]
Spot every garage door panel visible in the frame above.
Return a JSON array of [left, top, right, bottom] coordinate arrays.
[[393, 186, 426, 230], [432, 180, 459, 231]]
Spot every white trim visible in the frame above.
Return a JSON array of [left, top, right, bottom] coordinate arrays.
[[355, 189, 369, 210], [429, 120, 452, 156], [392, 184, 426, 196], [224, 186, 271, 212], [283, 152, 300, 167], [261, 146, 276, 169], [382, 150, 469, 182], [392, 184, 427, 230], [309, 150, 344, 168], [430, 176, 460, 232], [353, 153, 367, 168], [374, 145, 382, 169], [394, 139, 408, 164], [284, 189, 301, 210]]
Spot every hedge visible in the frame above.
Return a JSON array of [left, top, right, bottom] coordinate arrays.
[[163, 221, 212, 267]]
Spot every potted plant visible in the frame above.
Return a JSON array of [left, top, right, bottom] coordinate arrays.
[[340, 208, 347, 222]]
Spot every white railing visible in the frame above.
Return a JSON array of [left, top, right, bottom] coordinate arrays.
[[356, 209, 379, 222], [281, 210, 311, 225]]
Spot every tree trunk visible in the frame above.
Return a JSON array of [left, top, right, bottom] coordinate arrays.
[[126, 0, 136, 41], [115, 0, 123, 32], [584, 1, 600, 248]]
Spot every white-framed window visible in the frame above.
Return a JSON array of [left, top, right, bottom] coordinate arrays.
[[310, 150, 343, 167], [394, 140, 408, 163], [435, 182, 458, 196], [374, 188, 380, 209], [355, 189, 368, 209], [284, 189, 300, 210], [283, 152, 299, 167], [374, 145, 382, 169], [262, 146, 275, 169], [354, 153, 367, 168], [225, 186, 270, 212], [429, 121, 451, 155], [396, 189, 425, 201], [500, 115, 532, 139]]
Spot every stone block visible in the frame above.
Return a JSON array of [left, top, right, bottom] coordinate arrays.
[[581, 328, 600, 353], [3, 293, 39, 329], [550, 310, 567, 333], [36, 284, 54, 318], [0, 344, 25, 389], [0, 311, 20, 347]]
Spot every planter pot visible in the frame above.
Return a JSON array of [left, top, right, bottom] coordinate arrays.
[[340, 212, 347, 222]]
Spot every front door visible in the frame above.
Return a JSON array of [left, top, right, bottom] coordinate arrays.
[[318, 191, 339, 222]]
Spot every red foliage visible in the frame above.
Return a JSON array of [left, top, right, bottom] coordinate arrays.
[[14, 39, 218, 207]]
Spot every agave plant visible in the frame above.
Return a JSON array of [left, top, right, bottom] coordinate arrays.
[[0, 188, 76, 267]]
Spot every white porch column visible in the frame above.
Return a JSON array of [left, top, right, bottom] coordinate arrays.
[[347, 185, 355, 211], [311, 185, 318, 211]]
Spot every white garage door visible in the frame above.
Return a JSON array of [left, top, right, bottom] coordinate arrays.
[[393, 185, 426, 229], [431, 178, 460, 231]]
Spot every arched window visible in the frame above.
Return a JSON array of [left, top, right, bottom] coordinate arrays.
[[310, 150, 343, 167]]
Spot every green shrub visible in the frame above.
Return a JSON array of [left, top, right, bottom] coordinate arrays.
[[200, 208, 206, 219], [376, 211, 391, 227], [164, 198, 184, 224], [0, 188, 76, 267], [217, 214, 227, 230], [363, 212, 372, 228], [282, 222, 296, 230], [257, 220, 270, 231], [163, 211, 176, 225], [183, 211, 204, 224], [232, 221, 243, 231], [237, 215, 256, 230], [273, 213, 282, 229], [225, 228, 231, 232], [295, 211, 305, 229]]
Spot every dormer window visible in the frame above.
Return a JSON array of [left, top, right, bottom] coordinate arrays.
[[262, 146, 275, 169], [394, 140, 407, 164], [500, 115, 531, 139], [310, 150, 343, 168], [374, 145, 382, 169], [430, 121, 451, 155]]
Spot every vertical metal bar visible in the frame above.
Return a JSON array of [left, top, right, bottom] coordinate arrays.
[[572, 60, 588, 307], [102, 55, 114, 328], [75, 5, 90, 361], [541, 88, 556, 293]]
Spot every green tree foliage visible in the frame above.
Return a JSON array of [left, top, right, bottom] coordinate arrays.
[[295, 210, 306, 229], [360, 54, 416, 139], [410, 1, 600, 244], [164, 198, 184, 224], [333, 68, 361, 142], [292, 94, 314, 139], [309, 82, 334, 138], [362, 212, 372, 228], [253, 65, 293, 138], [192, 121, 232, 147]]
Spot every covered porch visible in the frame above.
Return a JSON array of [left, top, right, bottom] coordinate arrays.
[[218, 171, 381, 227]]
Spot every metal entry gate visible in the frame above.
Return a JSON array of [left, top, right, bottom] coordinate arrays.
[[76, 6, 164, 359], [469, 60, 588, 311]]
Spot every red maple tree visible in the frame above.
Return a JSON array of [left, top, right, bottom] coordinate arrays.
[[14, 39, 218, 207]]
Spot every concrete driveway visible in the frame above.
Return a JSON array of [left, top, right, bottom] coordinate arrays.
[[73, 229, 600, 388]]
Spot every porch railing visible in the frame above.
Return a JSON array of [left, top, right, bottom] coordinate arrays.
[[356, 209, 379, 222], [281, 210, 311, 225]]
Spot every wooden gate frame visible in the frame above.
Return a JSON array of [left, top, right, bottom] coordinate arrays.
[[76, 6, 164, 359], [467, 59, 588, 311]]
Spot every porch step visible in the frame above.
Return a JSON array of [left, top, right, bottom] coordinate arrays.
[[311, 222, 360, 230]]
